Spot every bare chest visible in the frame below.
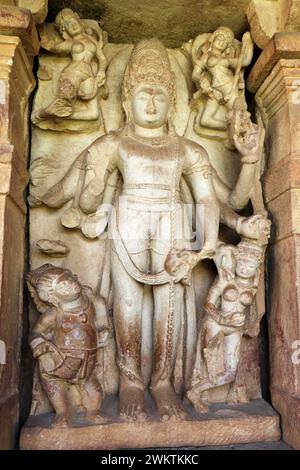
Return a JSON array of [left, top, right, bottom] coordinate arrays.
[[117, 137, 182, 185]]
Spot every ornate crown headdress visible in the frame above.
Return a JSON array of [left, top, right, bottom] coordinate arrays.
[[237, 240, 265, 264], [122, 38, 176, 106]]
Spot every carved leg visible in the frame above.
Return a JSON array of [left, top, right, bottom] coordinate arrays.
[[111, 249, 148, 422], [223, 332, 244, 404], [151, 378, 187, 422], [188, 327, 243, 413], [227, 383, 249, 404], [206, 331, 242, 390], [200, 98, 227, 130], [40, 375, 70, 427], [119, 374, 147, 422], [186, 320, 225, 413], [68, 383, 86, 415], [186, 385, 210, 413], [38, 73, 80, 119], [37, 98, 73, 119], [81, 372, 107, 425], [150, 253, 186, 421]]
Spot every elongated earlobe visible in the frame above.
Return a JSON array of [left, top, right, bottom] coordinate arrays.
[[167, 106, 176, 136], [122, 100, 131, 135]]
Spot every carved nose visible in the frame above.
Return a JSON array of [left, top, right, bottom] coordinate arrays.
[[146, 98, 156, 114]]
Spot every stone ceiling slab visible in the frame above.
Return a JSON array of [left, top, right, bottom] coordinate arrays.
[[46, 0, 262, 47]]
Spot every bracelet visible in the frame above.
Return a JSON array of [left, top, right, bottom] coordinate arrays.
[[241, 154, 259, 164]]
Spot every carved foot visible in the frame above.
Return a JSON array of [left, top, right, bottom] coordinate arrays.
[[119, 383, 147, 422], [227, 384, 249, 405], [34, 99, 73, 122], [44, 98, 73, 118], [85, 411, 108, 425], [186, 388, 210, 414], [51, 414, 70, 428], [151, 381, 186, 421]]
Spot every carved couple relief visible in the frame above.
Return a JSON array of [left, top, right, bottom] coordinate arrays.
[[27, 9, 271, 428], [188, 27, 254, 146], [32, 8, 108, 131]]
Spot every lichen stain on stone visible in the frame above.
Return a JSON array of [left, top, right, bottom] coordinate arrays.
[[46, 0, 253, 47]]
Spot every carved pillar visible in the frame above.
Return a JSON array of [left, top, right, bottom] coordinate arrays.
[[0, 4, 37, 449], [248, 33, 300, 449], [247, 0, 300, 49]]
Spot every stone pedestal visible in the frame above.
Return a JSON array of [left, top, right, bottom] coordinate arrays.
[[248, 33, 300, 450], [0, 11, 35, 449], [20, 398, 280, 450]]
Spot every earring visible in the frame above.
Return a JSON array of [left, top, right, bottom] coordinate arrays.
[[167, 108, 176, 136]]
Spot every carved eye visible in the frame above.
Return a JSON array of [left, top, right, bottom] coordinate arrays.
[[137, 93, 148, 101], [155, 95, 167, 103]]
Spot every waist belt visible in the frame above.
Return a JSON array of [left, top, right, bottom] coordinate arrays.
[[109, 202, 172, 285], [121, 184, 181, 205], [123, 183, 172, 190]]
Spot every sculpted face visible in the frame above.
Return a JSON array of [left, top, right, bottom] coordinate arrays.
[[64, 14, 82, 37], [213, 34, 228, 52], [212, 30, 233, 52], [131, 83, 170, 129], [54, 272, 81, 300], [235, 256, 259, 279]]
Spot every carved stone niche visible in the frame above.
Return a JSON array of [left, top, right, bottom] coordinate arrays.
[[20, 8, 280, 450]]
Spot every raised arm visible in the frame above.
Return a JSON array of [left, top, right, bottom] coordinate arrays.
[[227, 32, 253, 70], [183, 142, 220, 259], [240, 32, 254, 68], [218, 104, 265, 211], [206, 278, 223, 309]]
